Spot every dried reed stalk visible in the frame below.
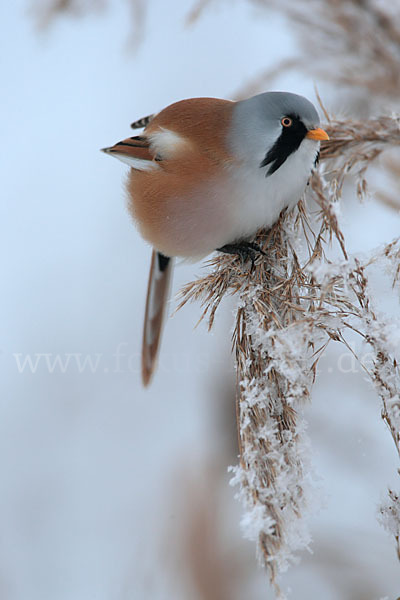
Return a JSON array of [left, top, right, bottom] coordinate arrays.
[[178, 114, 400, 596], [238, 0, 400, 103], [30, 0, 105, 27], [30, 0, 145, 42]]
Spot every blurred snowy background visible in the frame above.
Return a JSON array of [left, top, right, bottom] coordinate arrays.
[[1, 0, 400, 598]]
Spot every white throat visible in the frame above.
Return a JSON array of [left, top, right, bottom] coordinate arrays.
[[227, 139, 319, 241]]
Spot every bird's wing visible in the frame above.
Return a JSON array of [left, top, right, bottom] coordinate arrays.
[[142, 250, 173, 387], [101, 135, 159, 171]]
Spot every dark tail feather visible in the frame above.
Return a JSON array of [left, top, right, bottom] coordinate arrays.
[[141, 250, 173, 386], [130, 114, 155, 130]]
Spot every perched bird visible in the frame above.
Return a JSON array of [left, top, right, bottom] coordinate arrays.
[[102, 92, 329, 386]]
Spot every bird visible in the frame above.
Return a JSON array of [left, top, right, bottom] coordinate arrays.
[[102, 91, 329, 386]]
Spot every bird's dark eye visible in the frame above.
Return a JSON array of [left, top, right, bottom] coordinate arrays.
[[281, 117, 293, 127]]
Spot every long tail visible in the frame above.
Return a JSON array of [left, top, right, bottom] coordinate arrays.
[[141, 250, 173, 386]]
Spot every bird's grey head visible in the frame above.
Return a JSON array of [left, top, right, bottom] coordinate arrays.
[[229, 91, 321, 175]]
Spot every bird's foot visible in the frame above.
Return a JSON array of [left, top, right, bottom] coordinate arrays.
[[217, 241, 266, 266]]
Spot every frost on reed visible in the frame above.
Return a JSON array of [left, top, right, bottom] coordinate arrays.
[[178, 113, 400, 596]]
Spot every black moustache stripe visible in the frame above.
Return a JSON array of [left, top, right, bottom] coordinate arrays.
[[260, 115, 308, 176]]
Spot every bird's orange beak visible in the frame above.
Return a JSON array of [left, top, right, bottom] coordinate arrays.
[[306, 127, 329, 141]]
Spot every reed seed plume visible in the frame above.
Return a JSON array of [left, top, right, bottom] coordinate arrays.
[[178, 112, 400, 596], [235, 0, 400, 105]]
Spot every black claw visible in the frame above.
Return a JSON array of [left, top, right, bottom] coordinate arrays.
[[217, 241, 266, 265]]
